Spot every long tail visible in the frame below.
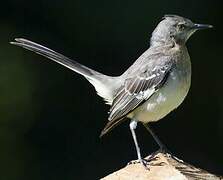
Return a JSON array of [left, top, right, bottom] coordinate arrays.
[[10, 38, 117, 104]]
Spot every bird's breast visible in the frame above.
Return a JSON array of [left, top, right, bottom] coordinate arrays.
[[132, 57, 191, 123]]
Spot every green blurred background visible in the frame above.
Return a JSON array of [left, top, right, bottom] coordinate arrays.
[[0, 0, 222, 179]]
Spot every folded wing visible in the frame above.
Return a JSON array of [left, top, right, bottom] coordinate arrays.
[[100, 56, 173, 137]]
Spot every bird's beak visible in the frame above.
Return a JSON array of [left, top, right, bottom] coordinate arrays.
[[193, 23, 213, 30]]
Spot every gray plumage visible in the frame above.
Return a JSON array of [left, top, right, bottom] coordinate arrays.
[[10, 14, 212, 167]]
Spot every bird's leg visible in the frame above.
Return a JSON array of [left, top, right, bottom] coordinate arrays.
[[143, 123, 169, 153], [129, 120, 148, 169], [143, 123, 184, 163]]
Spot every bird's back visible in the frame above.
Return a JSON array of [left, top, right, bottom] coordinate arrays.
[[121, 43, 177, 79]]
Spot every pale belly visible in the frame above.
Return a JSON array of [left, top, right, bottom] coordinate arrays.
[[129, 69, 191, 123]]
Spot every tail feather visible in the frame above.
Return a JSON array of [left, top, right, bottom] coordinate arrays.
[[10, 38, 99, 79], [10, 38, 118, 104]]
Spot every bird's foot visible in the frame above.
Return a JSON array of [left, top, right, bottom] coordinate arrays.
[[128, 158, 149, 170], [158, 147, 184, 163], [146, 151, 160, 162], [145, 152, 167, 166], [128, 155, 167, 169], [158, 145, 172, 156], [159, 147, 175, 160]]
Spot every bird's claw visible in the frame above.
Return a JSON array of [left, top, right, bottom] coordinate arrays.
[[128, 158, 150, 170]]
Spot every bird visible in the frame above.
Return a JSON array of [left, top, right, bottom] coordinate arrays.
[[10, 14, 212, 168]]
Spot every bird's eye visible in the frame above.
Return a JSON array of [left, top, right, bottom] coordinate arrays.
[[177, 23, 186, 30]]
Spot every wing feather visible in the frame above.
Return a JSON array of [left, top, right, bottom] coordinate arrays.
[[100, 57, 173, 137]]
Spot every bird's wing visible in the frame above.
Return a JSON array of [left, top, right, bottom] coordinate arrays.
[[100, 56, 173, 137]]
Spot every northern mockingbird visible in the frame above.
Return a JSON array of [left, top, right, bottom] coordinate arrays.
[[11, 15, 212, 168]]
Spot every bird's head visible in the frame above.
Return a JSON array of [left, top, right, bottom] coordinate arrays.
[[150, 14, 213, 46]]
